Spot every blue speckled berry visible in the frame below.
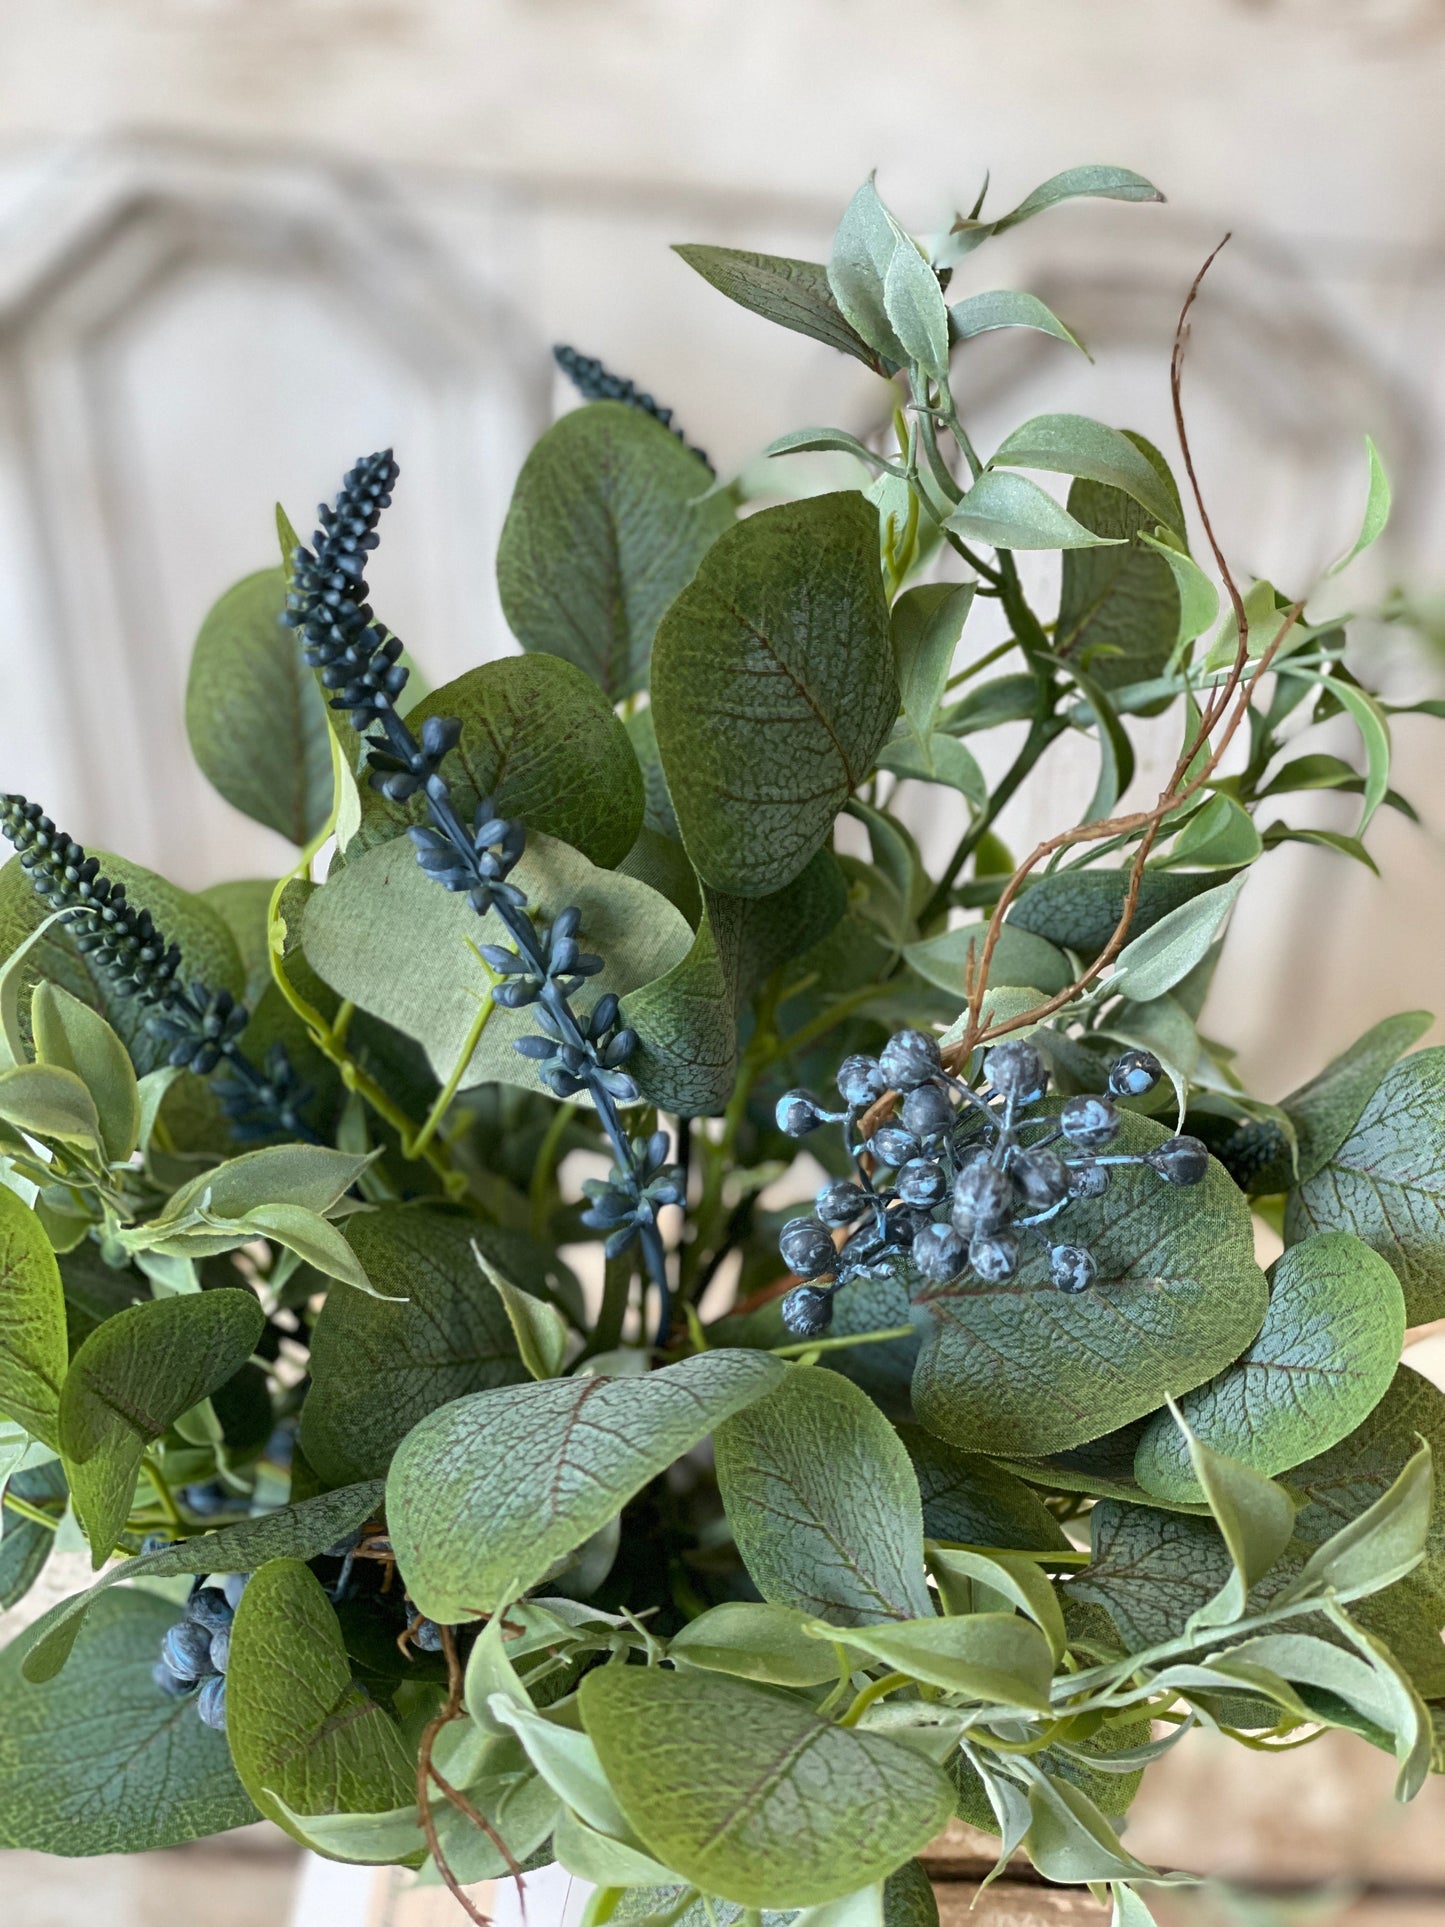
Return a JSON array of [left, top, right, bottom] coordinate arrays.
[[952, 1161, 1014, 1235], [776, 1089, 822, 1137], [186, 1586, 233, 1635], [152, 1659, 191, 1699], [162, 1620, 215, 1683], [1148, 1135, 1210, 1185], [196, 1674, 228, 1731], [836, 1054, 887, 1107], [781, 1285, 834, 1338], [868, 1124, 919, 1169], [221, 1573, 248, 1612], [1110, 1049, 1162, 1099], [1060, 1092, 1120, 1150], [879, 1029, 942, 1092], [896, 1158, 948, 1208], [986, 1040, 1047, 1103], [209, 1629, 231, 1675], [1069, 1162, 1110, 1200], [900, 1083, 954, 1139], [1012, 1149, 1070, 1212], [1050, 1245, 1098, 1294], [779, 1217, 837, 1279], [970, 1229, 1020, 1283], [912, 1222, 966, 1285]]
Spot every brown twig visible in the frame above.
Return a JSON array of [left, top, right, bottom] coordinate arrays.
[[859, 237, 1287, 1138], [414, 1624, 524, 1927]]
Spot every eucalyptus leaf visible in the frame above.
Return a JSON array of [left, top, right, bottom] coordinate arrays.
[[651, 492, 896, 899], [1281, 1012, 1432, 1188], [904, 924, 1072, 1001], [991, 416, 1180, 533], [31, 983, 139, 1163], [0, 1458, 65, 1609], [0, 1587, 255, 1852], [185, 567, 333, 846], [669, 1602, 845, 1688], [579, 1664, 955, 1909], [890, 582, 977, 748], [913, 1114, 1267, 1456], [388, 1348, 784, 1621], [1055, 437, 1187, 690], [1008, 865, 1239, 956], [59, 1288, 264, 1564], [497, 401, 731, 703], [714, 1366, 933, 1626], [0, 1184, 67, 1449], [227, 1557, 416, 1842], [1134, 1233, 1405, 1503], [302, 830, 693, 1097], [897, 1423, 1069, 1552], [834, 1611, 1054, 1710]]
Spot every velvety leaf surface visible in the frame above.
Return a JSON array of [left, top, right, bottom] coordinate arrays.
[[579, 1664, 955, 1908], [912, 1116, 1268, 1456], [623, 849, 846, 1115], [185, 567, 333, 846], [1282, 1364, 1445, 1694], [388, 1349, 785, 1620], [497, 401, 731, 702], [227, 1558, 415, 1842], [650, 492, 897, 898], [0, 853, 245, 1075], [59, 1289, 265, 1564], [1006, 865, 1240, 956], [1280, 1011, 1433, 1188], [1069, 1500, 1239, 1650], [672, 245, 892, 371], [714, 1367, 933, 1626], [0, 1459, 66, 1608], [301, 830, 692, 1095], [1285, 1049, 1445, 1321], [300, 1207, 537, 1485], [897, 1423, 1069, 1552], [354, 655, 644, 870], [1134, 1232, 1404, 1502], [0, 1185, 68, 1448], [19, 1480, 384, 1683], [1054, 436, 1184, 689], [0, 1588, 256, 1852]]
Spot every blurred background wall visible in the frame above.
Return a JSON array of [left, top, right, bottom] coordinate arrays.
[[0, 1, 1443, 1098]]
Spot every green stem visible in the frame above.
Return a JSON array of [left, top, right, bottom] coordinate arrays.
[[2, 1491, 59, 1532], [529, 1099, 579, 1244], [143, 1457, 184, 1531], [839, 1670, 912, 1727], [771, 1323, 915, 1359], [919, 712, 1063, 927], [405, 953, 499, 1161]]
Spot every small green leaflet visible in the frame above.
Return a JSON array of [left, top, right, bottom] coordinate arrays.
[[990, 415, 1181, 534], [828, 179, 948, 379], [949, 290, 1086, 356], [0, 1184, 67, 1449], [947, 471, 1125, 552], [1163, 1407, 1296, 1630], [1329, 436, 1391, 575], [1109, 874, 1246, 1004]]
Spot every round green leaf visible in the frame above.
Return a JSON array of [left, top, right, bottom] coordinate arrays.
[[911, 1115, 1268, 1457], [579, 1664, 955, 1908], [1285, 1048, 1445, 1322], [715, 1366, 933, 1626], [0, 1588, 255, 1853], [897, 1423, 1069, 1553], [1054, 435, 1185, 690], [185, 567, 333, 846], [0, 1184, 67, 1450], [1134, 1232, 1405, 1503], [387, 1348, 785, 1621], [650, 492, 897, 899], [300, 1207, 541, 1485], [227, 1558, 415, 1844], [497, 401, 731, 703], [356, 654, 645, 869], [31, 982, 140, 1163], [300, 829, 692, 1097]]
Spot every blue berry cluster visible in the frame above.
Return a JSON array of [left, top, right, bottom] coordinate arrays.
[[774, 1031, 1210, 1337], [152, 1573, 247, 1730], [552, 345, 713, 473], [286, 455, 683, 1335], [0, 797, 309, 1141]]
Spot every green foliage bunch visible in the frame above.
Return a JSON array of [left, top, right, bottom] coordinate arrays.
[[0, 164, 1442, 1927]]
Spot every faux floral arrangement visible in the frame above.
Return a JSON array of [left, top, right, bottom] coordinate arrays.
[[0, 164, 1441, 1927]]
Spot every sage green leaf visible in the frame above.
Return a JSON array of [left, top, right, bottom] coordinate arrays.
[[197, 878, 274, 1005], [625, 707, 682, 841], [1134, 1233, 1405, 1503], [580, 1664, 955, 1909], [946, 472, 1124, 552], [912, 1115, 1267, 1457], [891, 582, 976, 748], [928, 1547, 1066, 1661], [301, 830, 692, 1097], [651, 492, 896, 898], [714, 1367, 933, 1626], [1109, 876, 1246, 1006], [0, 1587, 255, 1852], [59, 1288, 264, 1564], [227, 1557, 415, 1841], [1329, 436, 1391, 575], [623, 850, 846, 1116], [669, 1602, 844, 1688], [1139, 534, 1220, 651], [1007, 864, 1239, 955], [897, 1423, 1068, 1552], [0, 1062, 101, 1147], [673, 244, 893, 373], [388, 1348, 784, 1621], [0, 852, 245, 1076], [883, 1858, 938, 1927], [1275, 1441, 1431, 1609], [903, 925, 1072, 1000], [497, 401, 731, 703], [950, 290, 1085, 355], [185, 567, 332, 846], [965, 166, 1164, 245], [265, 1795, 426, 1866], [0, 1459, 65, 1608], [18, 1479, 383, 1682], [1070, 1502, 1236, 1650], [838, 1612, 1054, 1711], [1169, 1414, 1296, 1629], [0, 1185, 67, 1449], [1282, 1364, 1445, 1695], [991, 417, 1180, 533], [1022, 1775, 1155, 1884], [827, 182, 947, 378], [1285, 1048, 1445, 1321], [1055, 437, 1186, 690], [300, 1209, 537, 1485], [31, 983, 139, 1163], [353, 655, 644, 869], [481, 1251, 569, 1381], [148, 1144, 370, 1231], [1281, 1012, 1432, 1188], [1167, 794, 1262, 870]]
